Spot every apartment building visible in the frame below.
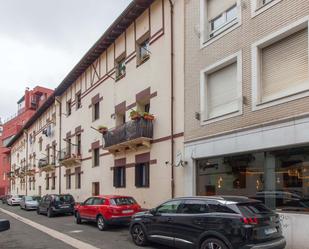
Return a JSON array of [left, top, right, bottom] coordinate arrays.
[[184, 0, 309, 248], [8, 0, 185, 208], [0, 86, 53, 195]]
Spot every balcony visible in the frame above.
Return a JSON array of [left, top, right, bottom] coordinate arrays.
[[38, 157, 56, 172], [6, 171, 15, 179], [26, 168, 36, 176], [103, 119, 153, 154], [59, 149, 81, 168]]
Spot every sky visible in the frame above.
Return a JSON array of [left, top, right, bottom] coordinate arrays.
[[0, 0, 131, 122]]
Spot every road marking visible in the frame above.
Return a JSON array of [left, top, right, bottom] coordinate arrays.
[[0, 208, 100, 249], [69, 230, 83, 234]]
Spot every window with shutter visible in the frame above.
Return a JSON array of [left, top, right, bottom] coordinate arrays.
[[113, 166, 126, 188], [261, 28, 309, 103], [135, 163, 149, 188], [206, 62, 239, 119]]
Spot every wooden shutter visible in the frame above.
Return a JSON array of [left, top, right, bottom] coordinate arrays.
[[207, 62, 238, 119], [207, 0, 236, 21], [261, 28, 309, 102], [145, 163, 150, 187]]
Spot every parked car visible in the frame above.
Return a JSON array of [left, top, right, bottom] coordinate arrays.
[[129, 196, 286, 249], [0, 219, 10, 232], [1, 195, 11, 204], [37, 194, 75, 217], [7, 195, 23, 206], [20, 196, 41, 210], [74, 195, 142, 231]]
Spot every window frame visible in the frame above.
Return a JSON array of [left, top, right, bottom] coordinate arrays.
[[113, 166, 126, 188], [93, 102, 100, 121], [115, 54, 126, 81], [251, 0, 282, 18], [93, 148, 100, 167], [135, 162, 150, 188], [251, 17, 309, 111], [66, 100, 72, 116], [200, 0, 242, 48], [200, 51, 243, 125], [76, 92, 82, 110], [136, 32, 150, 66], [66, 169, 71, 190]]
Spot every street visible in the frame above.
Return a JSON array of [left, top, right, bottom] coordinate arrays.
[[0, 203, 170, 249]]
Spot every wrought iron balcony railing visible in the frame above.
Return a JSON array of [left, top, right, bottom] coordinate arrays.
[[103, 119, 153, 154], [59, 149, 81, 167]]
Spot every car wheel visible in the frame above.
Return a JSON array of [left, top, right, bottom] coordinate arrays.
[[75, 212, 82, 224], [47, 209, 53, 218], [200, 238, 228, 249], [131, 224, 148, 246], [97, 215, 107, 231]]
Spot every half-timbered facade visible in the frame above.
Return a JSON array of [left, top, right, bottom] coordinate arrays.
[[8, 0, 185, 208]]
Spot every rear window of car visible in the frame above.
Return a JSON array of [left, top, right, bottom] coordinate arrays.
[[237, 202, 273, 215], [110, 197, 136, 206], [55, 195, 74, 203]]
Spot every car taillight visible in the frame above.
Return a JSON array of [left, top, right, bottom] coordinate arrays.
[[242, 217, 259, 225], [109, 208, 121, 215]]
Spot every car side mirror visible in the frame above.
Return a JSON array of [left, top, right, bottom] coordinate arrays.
[[150, 208, 159, 216]]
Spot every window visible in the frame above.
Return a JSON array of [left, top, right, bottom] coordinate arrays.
[[157, 200, 181, 214], [39, 140, 42, 152], [76, 134, 81, 156], [76, 92, 82, 109], [66, 169, 71, 189], [93, 148, 100, 167], [201, 52, 242, 122], [46, 174, 49, 190], [75, 167, 81, 189], [115, 113, 126, 127], [92, 182, 100, 196], [67, 100, 72, 116], [137, 36, 150, 65], [252, 21, 309, 110], [135, 163, 149, 188], [202, 0, 240, 43], [252, 0, 282, 17], [115, 56, 126, 80], [52, 144, 56, 165], [46, 147, 50, 164], [66, 138, 71, 157], [84, 198, 94, 206], [179, 200, 209, 214], [113, 167, 126, 188], [93, 102, 100, 121], [51, 173, 56, 190], [93, 198, 105, 205]]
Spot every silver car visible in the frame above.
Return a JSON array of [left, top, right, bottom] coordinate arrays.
[[20, 196, 40, 210], [7, 195, 23, 206]]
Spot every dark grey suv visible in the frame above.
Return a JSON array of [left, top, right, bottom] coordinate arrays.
[[130, 196, 286, 249]]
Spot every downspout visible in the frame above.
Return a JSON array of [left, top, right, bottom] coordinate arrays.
[[25, 130, 29, 196], [169, 0, 175, 198], [55, 96, 62, 195]]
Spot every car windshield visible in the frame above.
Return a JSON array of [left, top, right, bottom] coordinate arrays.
[[110, 197, 136, 206], [55, 195, 74, 203], [25, 196, 34, 201]]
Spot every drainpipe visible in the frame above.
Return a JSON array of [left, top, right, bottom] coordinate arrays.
[[169, 0, 175, 198], [55, 96, 62, 195], [25, 130, 29, 196]]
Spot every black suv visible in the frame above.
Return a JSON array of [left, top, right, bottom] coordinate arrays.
[[37, 194, 75, 218], [130, 196, 286, 249]]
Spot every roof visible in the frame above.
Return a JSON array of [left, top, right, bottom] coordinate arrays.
[[6, 0, 155, 148]]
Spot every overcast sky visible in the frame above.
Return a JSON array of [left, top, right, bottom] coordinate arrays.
[[0, 0, 131, 122]]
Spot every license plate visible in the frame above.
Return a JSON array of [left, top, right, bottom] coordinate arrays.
[[61, 205, 69, 209], [122, 210, 133, 214], [265, 227, 277, 235]]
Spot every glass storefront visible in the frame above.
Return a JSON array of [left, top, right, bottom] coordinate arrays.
[[197, 146, 309, 212]]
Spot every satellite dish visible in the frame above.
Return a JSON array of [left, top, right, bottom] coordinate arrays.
[[175, 152, 182, 167]]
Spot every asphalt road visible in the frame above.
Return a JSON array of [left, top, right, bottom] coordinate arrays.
[[0, 203, 170, 249]]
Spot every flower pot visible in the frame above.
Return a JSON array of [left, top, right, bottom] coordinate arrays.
[[131, 114, 141, 120], [143, 114, 155, 121]]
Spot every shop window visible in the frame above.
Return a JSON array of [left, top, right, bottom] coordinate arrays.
[[135, 163, 149, 188], [196, 148, 309, 213], [114, 167, 126, 188]]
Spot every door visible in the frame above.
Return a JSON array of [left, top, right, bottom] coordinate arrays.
[[79, 197, 94, 219], [147, 200, 182, 247], [92, 198, 105, 219], [174, 199, 211, 249], [92, 182, 100, 196]]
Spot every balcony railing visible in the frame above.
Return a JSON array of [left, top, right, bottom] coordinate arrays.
[[38, 157, 56, 172], [103, 119, 153, 154], [59, 149, 81, 167]]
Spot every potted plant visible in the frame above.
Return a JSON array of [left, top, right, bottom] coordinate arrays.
[[98, 125, 108, 134], [130, 110, 141, 120], [142, 112, 155, 121]]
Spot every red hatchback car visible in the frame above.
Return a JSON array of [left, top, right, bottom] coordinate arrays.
[[74, 195, 142, 231]]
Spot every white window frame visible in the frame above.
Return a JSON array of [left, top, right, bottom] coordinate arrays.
[[251, 16, 309, 111], [200, 0, 242, 49], [200, 51, 243, 125], [251, 0, 282, 18]]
